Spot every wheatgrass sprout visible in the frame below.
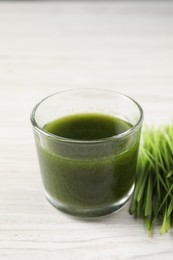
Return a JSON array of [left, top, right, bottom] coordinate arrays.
[[129, 124, 173, 235]]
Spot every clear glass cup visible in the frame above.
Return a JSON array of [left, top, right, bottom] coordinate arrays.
[[31, 89, 143, 218]]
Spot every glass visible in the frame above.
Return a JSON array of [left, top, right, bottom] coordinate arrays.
[[31, 89, 143, 218]]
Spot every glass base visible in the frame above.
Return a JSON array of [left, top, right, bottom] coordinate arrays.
[[44, 185, 134, 218]]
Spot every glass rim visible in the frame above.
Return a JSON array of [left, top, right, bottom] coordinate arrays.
[[30, 88, 144, 143]]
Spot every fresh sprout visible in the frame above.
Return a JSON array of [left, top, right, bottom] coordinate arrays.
[[129, 124, 173, 236]]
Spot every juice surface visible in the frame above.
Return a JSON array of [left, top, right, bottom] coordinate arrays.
[[36, 113, 139, 209], [44, 113, 131, 140]]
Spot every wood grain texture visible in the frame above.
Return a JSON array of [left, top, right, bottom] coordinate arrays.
[[0, 1, 173, 259]]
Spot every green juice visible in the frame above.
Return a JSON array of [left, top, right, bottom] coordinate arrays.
[[36, 113, 139, 210]]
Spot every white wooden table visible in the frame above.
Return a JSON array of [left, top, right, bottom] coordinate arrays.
[[0, 1, 173, 259]]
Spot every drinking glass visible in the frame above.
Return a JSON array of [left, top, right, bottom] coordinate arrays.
[[31, 89, 143, 217]]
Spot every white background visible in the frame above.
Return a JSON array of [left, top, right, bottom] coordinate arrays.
[[0, 1, 173, 259]]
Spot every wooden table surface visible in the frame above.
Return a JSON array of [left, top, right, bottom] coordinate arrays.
[[1, 1, 173, 259]]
